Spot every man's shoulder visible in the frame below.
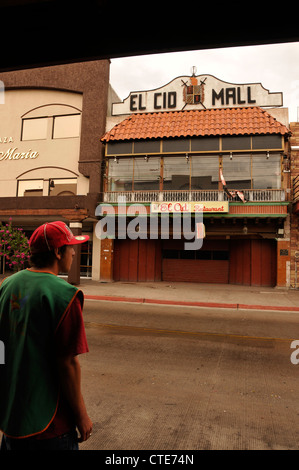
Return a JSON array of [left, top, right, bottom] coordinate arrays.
[[1, 269, 82, 299], [0, 270, 25, 288]]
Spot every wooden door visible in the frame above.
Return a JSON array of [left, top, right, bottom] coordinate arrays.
[[229, 239, 276, 287], [113, 239, 161, 281]]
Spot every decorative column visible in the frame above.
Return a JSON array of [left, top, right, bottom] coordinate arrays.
[[276, 214, 291, 288]]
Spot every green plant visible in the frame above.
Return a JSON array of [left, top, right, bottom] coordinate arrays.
[[0, 218, 30, 274]]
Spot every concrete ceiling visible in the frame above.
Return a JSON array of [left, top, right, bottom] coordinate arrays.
[[1, 0, 298, 71]]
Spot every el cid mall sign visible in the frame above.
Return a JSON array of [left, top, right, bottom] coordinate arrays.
[[112, 73, 283, 115]]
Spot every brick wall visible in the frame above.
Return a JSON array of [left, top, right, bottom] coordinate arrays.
[[0, 60, 110, 195]]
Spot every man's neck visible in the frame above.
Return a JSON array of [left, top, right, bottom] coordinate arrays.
[[27, 264, 59, 276]]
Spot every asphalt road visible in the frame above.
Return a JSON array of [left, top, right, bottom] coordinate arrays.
[[78, 300, 299, 451]]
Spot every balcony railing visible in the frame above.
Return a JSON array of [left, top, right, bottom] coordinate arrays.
[[103, 189, 286, 204]]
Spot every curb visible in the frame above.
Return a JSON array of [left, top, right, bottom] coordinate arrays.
[[84, 295, 299, 312], [237, 303, 299, 312]]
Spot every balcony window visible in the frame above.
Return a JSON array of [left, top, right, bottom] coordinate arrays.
[[191, 155, 219, 190], [252, 154, 281, 189], [106, 152, 282, 193], [133, 157, 160, 190], [222, 153, 281, 189], [222, 155, 251, 189], [163, 156, 190, 190], [108, 158, 133, 191]]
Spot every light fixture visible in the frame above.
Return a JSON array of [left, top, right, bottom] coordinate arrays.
[[114, 156, 119, 163], [230, 152, 233, 160], [144, 155, 149, 162], [185, 153, 189, 162], [266, 151, 270, 159]]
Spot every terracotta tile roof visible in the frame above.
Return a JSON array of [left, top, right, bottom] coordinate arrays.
[[101, 107, 290, 142]]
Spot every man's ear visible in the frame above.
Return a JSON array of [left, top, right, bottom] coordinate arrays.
[[54, 247, 62, 260]]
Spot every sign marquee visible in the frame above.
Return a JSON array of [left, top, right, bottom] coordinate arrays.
[[112, 74, 283, 116], [150, 201, 229, 213]]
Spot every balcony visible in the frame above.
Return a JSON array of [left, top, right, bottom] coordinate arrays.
[[103, 189, 286, 204]]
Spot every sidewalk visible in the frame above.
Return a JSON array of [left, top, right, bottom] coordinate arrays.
[[79, 279, 299, 312], [2, 272, 299, 311]]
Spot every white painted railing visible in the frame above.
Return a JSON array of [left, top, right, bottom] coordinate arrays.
[[103, 189, 286, 203]]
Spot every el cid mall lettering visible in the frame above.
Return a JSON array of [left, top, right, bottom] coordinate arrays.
[[129, 86, 256, 112]]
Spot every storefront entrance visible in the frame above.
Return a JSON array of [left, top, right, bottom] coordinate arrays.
[[229, 239, 276, 287], [113, 238, 277, 287], [162, 239, 229, 284], [113, 239, 161, 282]]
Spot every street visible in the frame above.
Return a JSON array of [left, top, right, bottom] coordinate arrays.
[[79, 300, 299, 450]]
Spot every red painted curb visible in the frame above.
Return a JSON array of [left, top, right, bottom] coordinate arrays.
[[144, 298, 237, 309], [85, 295, 144, 303], [237, 303, 299, 312]]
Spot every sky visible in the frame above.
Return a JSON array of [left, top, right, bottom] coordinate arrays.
[[109, 42, 299, 123]]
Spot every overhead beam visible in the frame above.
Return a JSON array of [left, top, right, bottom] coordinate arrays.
[[0, 0, 298, 71]]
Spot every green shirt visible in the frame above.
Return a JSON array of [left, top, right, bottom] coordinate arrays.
[[0, 269, 83, 438]]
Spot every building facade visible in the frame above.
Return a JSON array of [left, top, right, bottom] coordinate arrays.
[[99, 73, 292, 287], [0, 65, 297, 289], [0, 60, 110, 284], [290, 121, 299, 288]]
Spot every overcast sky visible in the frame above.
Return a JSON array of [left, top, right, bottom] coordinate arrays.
[[109, 41, 299, 123]]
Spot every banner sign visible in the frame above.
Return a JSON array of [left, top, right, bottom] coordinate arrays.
[[150, 201, 229, 213]]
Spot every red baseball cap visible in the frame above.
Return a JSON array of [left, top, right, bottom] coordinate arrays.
[[29, 221, 89, 252]]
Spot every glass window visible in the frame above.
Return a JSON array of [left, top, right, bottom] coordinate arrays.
[[80, 240, 92, 278], [53, 114, 81, 139], [213, 251, 229, 260], [22, 117, 48, 141], [17, 179, 44, 197], [134, 157, 160, 190], [222, 155, 251, 189], [107, 141, 133, 155], [191, 136, 219, 151], [180, 250, 196, 259], [191, 155, 219, 190], [108, 158, 133, 191], [163, 156, 190, 190], [134, 140, 160, 154], [162, 138, 189, 153], [222, 136, 251, 150], [196, 250, 212, 260], [252, 154, 281, 189], [49, 178, 77, 196], [252, 135, 282, 150]]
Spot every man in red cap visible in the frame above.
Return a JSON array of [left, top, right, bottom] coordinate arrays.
[[0, 221, 92, 450]]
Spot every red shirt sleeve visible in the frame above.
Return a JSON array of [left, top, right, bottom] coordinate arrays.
[[55, 294, 89, 357], [37, 295, 89, 439]]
